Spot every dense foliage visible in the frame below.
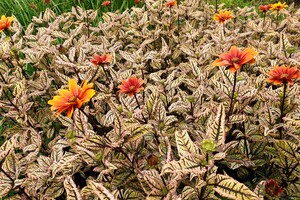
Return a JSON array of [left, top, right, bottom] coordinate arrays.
[[1, 0, 300, 199]]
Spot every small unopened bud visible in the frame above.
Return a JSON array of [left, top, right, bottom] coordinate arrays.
[[128, 111, 133, 118], [117, 105, 123, 112], [187, 96, 195, 103], [147, 154, 158, 167], [94, 152, 103, 161], [200, 139, 216, 152]]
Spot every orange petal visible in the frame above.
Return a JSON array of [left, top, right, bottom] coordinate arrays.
[[213, 59, 228, 66], [80, 89, 96, 103], [229, 46, 241, 58], [58, 89, 73, 99], [69, 79, 79, 96], [240, 48, 258, 64], [67, 106, 74, 118], [229, 66, 238, 73]]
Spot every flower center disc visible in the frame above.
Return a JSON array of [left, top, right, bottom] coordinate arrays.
[[280, 74, 289, 79], [231, 57, 240, 63], [68, 96, 78, 105], [128, 85, 136, 91]]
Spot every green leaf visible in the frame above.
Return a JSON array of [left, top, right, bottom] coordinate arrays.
[[64, 176, 83, 200], [175, 130, 198, 158], [214, 174, 259, 200], [207, 104, 226, 147], [274, 140, 298, 159], [86, 180, 117, 200]]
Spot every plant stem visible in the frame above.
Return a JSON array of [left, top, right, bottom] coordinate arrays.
[[101, 65, 110, 81], [90, 66, 100, 81], [199, 153, 209, 199], [134, 93, 147, 123], [227, 71, 237, 122], [215, 0, 218, 13], [278, 83, 287, 139], [79, 108, 111, 142], [262, 12, 266, 27]]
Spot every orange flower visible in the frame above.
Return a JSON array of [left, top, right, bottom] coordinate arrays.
[[135, 0, 141, 4], [102, 1, 111, 6], [213, 10, 233, 24], [90, 54, 112, 65], [0, 15, 14, 32], [118, 76, 144, 97], [165, 0, 177, 7], [265, 179, 284, 197], [48, 79, 95, 118], [259, 4, 272, 12], [271, 2, 288, 12], [212, 46, 258, 73], [266, 66, 300, 85]]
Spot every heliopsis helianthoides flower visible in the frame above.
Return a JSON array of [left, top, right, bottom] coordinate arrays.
[[212, 46, 258, 73], [271, 2, 288, 12], [90, 54, 112, 65], [165, 0, 177, 7], [265, 179, 284, 197], [213, 10, 233, 24], [102, 0, 111, 6], [259, 4, 272, 12], [48, 79, 95, 118], [0, 15, 14, 32], [118, 76, 144, 97], [266, 66, 300, 85]]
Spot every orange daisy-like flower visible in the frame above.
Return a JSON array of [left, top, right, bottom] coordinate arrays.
[[90, 54, 112, 65], [0, 15, 14, 32], [212, 46, 258, 73], [48, 79, 95, 118], [165, 0, 177, 7], [213, 10, 233, 24], [266, 66, 300, 85], [259, 4, 272, 12], [102, 1, 111, 6], [118, 76, 144, 97], [265, 179, 284, 197], [271, 2, 288, 12]]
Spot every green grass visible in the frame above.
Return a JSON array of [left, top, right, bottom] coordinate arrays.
[[1, 0, 299, 28], [0, 0, 138, 28]]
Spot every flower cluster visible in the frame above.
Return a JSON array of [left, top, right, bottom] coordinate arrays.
[[212, 46, 257, 73], [265, 179, 284, 197], [259, 4, 271, 12], [48, 79, 95, 118], [118, 76, 144, 97], [213, 10, 233, 24], [0, 15, 14, 32], [271, 1, 288, 12], [266, 66, 300, 85], [165, 0, 177, 8], [90, 54, 112, 65]]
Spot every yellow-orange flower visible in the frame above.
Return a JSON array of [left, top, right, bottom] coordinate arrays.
[[48, 79, 95, 118], [266, 66, 300, 85], [0, 15, 14, 32], [271, 2, 288, 12], [118, 76, 144, 97], [212, 46, 258, 73], [213, 10, 233, 24], [165, 0, 177, 7]]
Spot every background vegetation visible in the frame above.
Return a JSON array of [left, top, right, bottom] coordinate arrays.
[[2, 0, 299, 28]]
